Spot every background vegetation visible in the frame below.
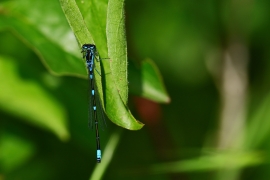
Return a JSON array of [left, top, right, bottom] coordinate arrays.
[[1, 0, 270, 179]]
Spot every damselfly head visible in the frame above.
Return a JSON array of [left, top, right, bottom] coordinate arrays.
[[82, 44, 96, 51]]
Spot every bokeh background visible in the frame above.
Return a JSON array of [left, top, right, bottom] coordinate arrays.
[[1, 0, 270, 179]]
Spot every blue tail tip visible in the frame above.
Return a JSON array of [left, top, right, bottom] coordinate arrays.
[[97, 150, 102, 163]]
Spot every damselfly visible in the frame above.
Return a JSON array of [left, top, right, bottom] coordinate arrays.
[[81, 44, 105, 163]]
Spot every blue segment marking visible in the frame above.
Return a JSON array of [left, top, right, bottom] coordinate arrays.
[[97, 150, 101, 159]]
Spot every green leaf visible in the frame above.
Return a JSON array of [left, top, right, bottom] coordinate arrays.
[[59, 0, 143, 130], [0, 56, 69, 140], [59, 0, 94, 46], [106, 0, 128, 104], [129, 59, 171, 103], [76, 0, 108, 56], [104, 0, 143, 129], [0, 0, 85, 76], [103, 62, 144, 129]]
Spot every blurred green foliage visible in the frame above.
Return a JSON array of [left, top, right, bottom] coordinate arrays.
[[1, 0, 270, 179]]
